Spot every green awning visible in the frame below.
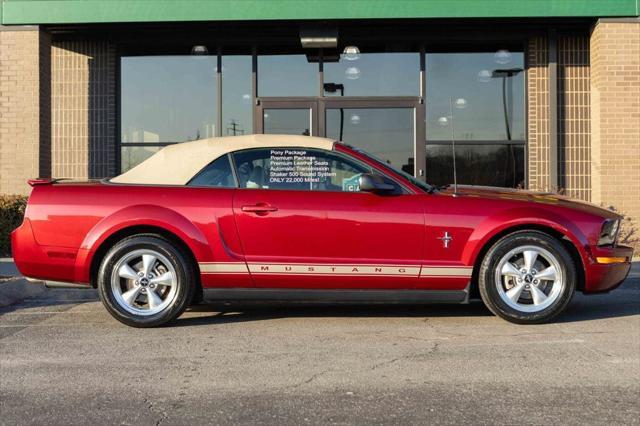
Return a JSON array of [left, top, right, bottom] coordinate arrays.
[[1, 0, 638, 25]]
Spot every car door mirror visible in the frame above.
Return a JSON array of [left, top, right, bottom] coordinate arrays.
[[358, 173, 396, 194]]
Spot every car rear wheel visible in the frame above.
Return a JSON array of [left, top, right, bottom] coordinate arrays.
[[98, 234, 194, 327], [478, 231, 576, 324]]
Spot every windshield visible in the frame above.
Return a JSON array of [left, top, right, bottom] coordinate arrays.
[[352, 147, 434, 193]]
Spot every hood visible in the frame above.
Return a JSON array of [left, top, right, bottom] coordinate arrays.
[[439, 185, 621, 220]]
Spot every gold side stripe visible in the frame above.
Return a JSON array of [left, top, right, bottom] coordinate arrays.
[[198, 262, 472, 278], [199, 263, 249, 274], [420, 267, 473, 278]]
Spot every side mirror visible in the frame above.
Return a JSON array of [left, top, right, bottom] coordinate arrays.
[[358, 173, 396, 194]]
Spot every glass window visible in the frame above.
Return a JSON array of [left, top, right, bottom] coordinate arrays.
[[425, 144, 525, 188], [326, 108, 415, 174], [258, 54, 318, 97], [121, 56, 217, 143], [425, 49, 525, 189], [426, 51, 525, 141], [222, 55, 253, 136], [121, 146, 162, 172], [232, 148, 374, 192], [324, 50, 419, 97], [188, 155, 235, 188]]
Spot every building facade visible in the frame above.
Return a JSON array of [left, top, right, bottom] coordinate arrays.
[[1, 1, 639, 242]]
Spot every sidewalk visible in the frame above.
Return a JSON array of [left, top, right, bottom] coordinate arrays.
[[0, 258, 20, 278], [0, 258, 46, 308]]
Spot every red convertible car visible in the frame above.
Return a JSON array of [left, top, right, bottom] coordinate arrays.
[[12, 135, 633, 327]]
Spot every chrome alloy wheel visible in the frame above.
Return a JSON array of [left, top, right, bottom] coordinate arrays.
[[494, 245, 564, 313], [110, 249, 178, 316]]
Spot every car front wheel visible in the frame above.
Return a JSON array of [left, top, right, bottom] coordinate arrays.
[[98, 234, 194, 327], [479, 231, 576, 324]]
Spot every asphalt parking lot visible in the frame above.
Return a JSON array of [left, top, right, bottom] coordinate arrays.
[[1, 263, 639, 425]]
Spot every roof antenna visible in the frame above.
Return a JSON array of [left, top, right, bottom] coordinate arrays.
[[448, 97, 458, 195]]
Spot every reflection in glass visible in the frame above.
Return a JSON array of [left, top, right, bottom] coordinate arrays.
[[426, 144, 524, 188], [121, 146, 161, 172], [343, 45, 361, 61], [222, 55, 253, 135], [263, 109, 311, 135], [326, 108, 414, 174], [426, 52, 525, 141], [121, 56, 217, 143], [258, 55, 318, 96], [494, 49, 512, 65], [324, 51, 419, 96]]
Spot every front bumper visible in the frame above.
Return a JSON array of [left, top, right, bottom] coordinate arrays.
[[584, 245, 634, 293]]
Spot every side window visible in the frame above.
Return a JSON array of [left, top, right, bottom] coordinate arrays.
[[232, 147, 398, 192], [188, 155, 236, 187]]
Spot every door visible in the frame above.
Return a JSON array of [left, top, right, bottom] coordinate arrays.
[[324, 103, 418, 176], [256, 100, 318, 136], [231, 147, 425, 289], [256, 99, 426, 180]]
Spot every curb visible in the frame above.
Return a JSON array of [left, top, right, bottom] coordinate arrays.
[[0, 278, 47, 308]]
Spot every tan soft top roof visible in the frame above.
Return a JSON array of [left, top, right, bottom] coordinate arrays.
[[111, 134, 335, 185]]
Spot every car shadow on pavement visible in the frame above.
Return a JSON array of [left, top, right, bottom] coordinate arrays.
[[172, 302, 494, 327], [553, 293, 640, 323], [173, 292, 639, 327], [0, 288, 98, 315]]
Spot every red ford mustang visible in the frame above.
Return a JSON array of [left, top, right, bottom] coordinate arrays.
[[12, 135, 633, 327]]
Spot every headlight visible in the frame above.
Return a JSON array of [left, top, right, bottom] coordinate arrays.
[[598, 219, 620, 246]]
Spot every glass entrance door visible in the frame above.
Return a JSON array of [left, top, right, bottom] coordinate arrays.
[[256, 99, 423, 177], [325, 106, 416, 175], [256, 100, 318, 136]]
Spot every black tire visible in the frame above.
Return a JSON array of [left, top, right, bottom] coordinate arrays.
[[478, 230, 576, 324], [98, 234, 195, 328]]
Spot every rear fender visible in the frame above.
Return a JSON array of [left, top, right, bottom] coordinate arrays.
[[74, 205, 212, 282]]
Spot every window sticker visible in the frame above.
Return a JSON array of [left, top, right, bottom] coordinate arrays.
[[268, 149, 336, 186], [342, 174, 362, 192]]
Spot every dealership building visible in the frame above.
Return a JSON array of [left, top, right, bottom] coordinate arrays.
[[0, 1, 639, 228]]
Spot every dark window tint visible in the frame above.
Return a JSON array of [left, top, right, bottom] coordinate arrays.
[[426, 144, 525, 188], [232, 148, 377, 192], [188, 155, 235, 188]]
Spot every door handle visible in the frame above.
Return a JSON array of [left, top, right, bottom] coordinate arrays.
[[241, 204, 278, 214]]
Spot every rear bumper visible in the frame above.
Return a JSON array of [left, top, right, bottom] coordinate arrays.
[[584, 245, 634, 293], [11, 219, 90, 286]]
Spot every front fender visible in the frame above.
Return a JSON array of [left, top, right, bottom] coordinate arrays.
[[461, 206, 590, 269], [73, 205, 212, 283]]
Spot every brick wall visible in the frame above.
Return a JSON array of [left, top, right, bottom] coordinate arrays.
[[558, 34, 591, 201], [590, 20, 640, 247], [527, 36, 551, 192], [0, 26, 50, 195], [51, 40, 117, 179]]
